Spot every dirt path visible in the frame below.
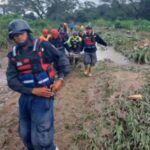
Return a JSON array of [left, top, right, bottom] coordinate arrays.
[[55, 63, 146, 150], [0, 70, 94, 150], [55, 72, 92, 149], [0, 55, 147, 150]]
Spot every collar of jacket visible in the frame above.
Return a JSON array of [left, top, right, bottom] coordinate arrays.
[[16, 38, 34, 51]]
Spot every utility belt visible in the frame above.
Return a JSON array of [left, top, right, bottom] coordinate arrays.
[[18, 71, 54, 88]]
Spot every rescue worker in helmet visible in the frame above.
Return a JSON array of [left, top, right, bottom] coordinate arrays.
[[49, 28, 66, 54], [82, 25, 107, 76], [6, 19, 71, 150], [39, 28, 51, 42], [66, 31, 83, 65]]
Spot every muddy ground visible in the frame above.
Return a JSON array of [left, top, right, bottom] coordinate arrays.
[[0, 49, 148, 150]]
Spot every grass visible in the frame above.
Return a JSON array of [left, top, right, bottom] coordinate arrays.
[[1, 15, 150, 63], [73, 90, 150, 150], [98, 27, 150, 64], [101, 92, 150, 150], [94, 19, 150, 32], [72, 64, 150, 150], [128, 48, 150, 64]]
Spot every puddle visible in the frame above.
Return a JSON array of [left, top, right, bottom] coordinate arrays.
[[97, 46, 129, 65]]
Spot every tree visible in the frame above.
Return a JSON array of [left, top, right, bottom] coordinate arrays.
[[46, 0, 79, 21], [140, 0, 150, 20], [0, 0, 79, 20]]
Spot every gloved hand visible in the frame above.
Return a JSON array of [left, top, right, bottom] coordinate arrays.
[[51, 79, 63, 93], [32, 87, 54, 98]]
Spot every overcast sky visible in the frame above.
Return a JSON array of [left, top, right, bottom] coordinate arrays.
[[0, 0, 100, 5]]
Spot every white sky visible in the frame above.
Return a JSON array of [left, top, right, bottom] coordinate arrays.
[[0, 0, 100, 5], [0, 0, 8, 5]]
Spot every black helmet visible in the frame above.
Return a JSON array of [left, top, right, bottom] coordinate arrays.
[[8, 19, 32, 39]]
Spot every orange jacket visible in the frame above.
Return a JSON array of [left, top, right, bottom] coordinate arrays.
[[40, 35, 51, 42]]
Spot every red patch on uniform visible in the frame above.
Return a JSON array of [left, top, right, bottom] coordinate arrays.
[[18, 64, 32, 71], [23, 59, 30, 63]]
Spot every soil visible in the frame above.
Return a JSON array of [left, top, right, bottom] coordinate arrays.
[[0, 51, 146, 150]]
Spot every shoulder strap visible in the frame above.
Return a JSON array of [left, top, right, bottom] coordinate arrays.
[[33, 38, 45, 52], [12, 39, 44, 57], [12, 46, 17, 57], [33, 39, 40, 51]]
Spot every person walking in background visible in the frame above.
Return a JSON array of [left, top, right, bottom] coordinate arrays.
[[69, 21, 75, 33], [82, 25, 107, 76], [66, 31, 83, 65], [49, 28, 67, 54], [39, 28, 51, 42]]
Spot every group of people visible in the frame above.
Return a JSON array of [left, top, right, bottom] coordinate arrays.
[[39, 22, 107, 76], [6, 19, 107, 150]]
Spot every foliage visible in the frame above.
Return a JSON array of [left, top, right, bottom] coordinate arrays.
[[73, 66, 150, 150], [128, 48, 150, 64]]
